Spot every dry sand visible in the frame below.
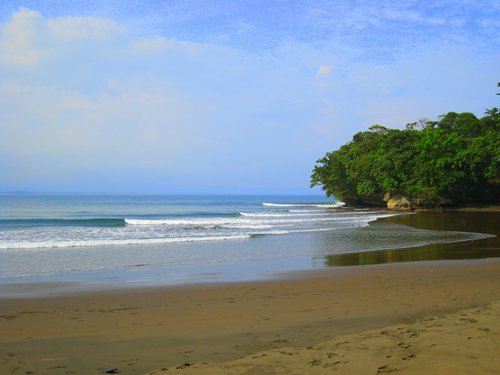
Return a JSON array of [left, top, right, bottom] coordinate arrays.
[[1, 259, 500, 375], [149, 300, 500, 375]]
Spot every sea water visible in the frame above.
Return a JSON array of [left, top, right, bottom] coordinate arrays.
[[0, 194, 492, 287]]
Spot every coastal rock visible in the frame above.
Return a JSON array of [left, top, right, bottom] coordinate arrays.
[[413, 196, 454, 208], [384, 194, 412, 211]]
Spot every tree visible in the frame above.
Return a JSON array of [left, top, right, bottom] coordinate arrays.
[[311, 84, 499, 207]]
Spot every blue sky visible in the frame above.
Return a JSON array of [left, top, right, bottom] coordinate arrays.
[[1, 1, 499, 194]]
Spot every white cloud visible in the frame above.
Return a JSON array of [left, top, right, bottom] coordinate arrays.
[[131, 37, 168, 52], [63, 93, 99, 110], [0, 7, 125, 68], [0, 11, 209, 177], [0, 9, 323, 190], [46, 16, 124, 41], [0, 7, 43, 65], [315, 65, 333, 77]]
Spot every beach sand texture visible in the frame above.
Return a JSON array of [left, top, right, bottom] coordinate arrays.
[[148, 300, 500, 375], [1, 209, 499, 374], [1, 260, 500, 375]]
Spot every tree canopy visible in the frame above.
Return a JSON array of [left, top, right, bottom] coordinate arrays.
[[311, 85, 500, 207]]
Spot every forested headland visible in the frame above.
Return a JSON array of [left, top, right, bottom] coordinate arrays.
[[311, 84, 500, 209]]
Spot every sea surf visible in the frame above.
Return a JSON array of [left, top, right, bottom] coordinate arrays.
[[0, 194, 493, 287]]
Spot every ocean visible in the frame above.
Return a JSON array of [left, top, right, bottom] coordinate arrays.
[[0, 194, 492, 288]]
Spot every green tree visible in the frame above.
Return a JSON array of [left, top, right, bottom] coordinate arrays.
[[311, 84, 499, 207]]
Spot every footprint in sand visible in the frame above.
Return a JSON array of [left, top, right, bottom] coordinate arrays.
[[377, 364, 399, 373], [0, 314, 17, 320], [326, 352, 343, 359], [273, 338, 288, 344], [459, 317, 478, 323], [403, 354, 416, 361], [309, 359, 322, 366], [176, 362, 193, 369], [398, 342, 411, 349]]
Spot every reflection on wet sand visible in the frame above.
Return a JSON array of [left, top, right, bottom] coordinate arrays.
[[323, 211, 499, 267]]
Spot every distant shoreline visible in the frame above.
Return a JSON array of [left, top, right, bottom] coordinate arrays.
[[415, 204, 500, 212], [343, 203, 500, 212]]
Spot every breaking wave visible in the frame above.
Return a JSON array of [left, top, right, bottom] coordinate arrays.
[[262, 202, 345, 208], [0, 235, 252, 250], [0, 200, 392, 251]]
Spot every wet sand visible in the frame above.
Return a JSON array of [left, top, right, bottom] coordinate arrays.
[[151, 299, 500, 375], [1, 211, 499, 374], [1, 260, 500, 374]]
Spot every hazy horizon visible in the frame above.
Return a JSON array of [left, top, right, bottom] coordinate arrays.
[[0, 190, 327, 196]]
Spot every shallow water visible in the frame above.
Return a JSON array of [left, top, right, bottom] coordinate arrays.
[[0, 195, 497, 288], [324, 211, 500, 266]]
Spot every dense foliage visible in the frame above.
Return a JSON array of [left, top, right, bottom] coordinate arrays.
[[311, 86, 500, 207]]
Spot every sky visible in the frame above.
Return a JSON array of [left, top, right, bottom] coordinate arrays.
[[1, 1, 499, 194]]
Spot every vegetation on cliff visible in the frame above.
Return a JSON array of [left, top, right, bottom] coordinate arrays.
[[311, 84, 500, 208]]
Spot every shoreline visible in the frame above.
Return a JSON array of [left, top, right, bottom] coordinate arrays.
[[1, 208, 498, 296], [2, 259, 500, 374], [417, 204, 500, 212], [1, 209, 499, 374]]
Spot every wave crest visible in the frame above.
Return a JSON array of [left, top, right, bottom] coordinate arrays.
[[262, 202, 345, 208], [0, 235, 252, 250]]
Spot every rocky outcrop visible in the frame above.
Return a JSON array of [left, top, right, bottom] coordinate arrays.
[[414, 196, 454, 208], [384, 193, 412, 211], [344, 193, 456, 210], [383, 193, 456, 210]]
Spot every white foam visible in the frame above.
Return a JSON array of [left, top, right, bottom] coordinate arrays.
[[0, 234, 252, 250], [239, 212, 332, 217], [225, 224, 275, 229], [125, 216, 357, 226], [260, 228, 334, 235], [262, 202, 345, 208], [288, 209, 372, 214], [1, 205, 398, 252], [125, 218, 242, 226], [288, 209, 329, 213]]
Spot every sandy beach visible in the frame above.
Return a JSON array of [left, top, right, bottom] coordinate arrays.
[[150, 298, 500, 375], [1, 210, 499, 374], [2, 0, 498, 373], [1, 259, 499, 374]]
